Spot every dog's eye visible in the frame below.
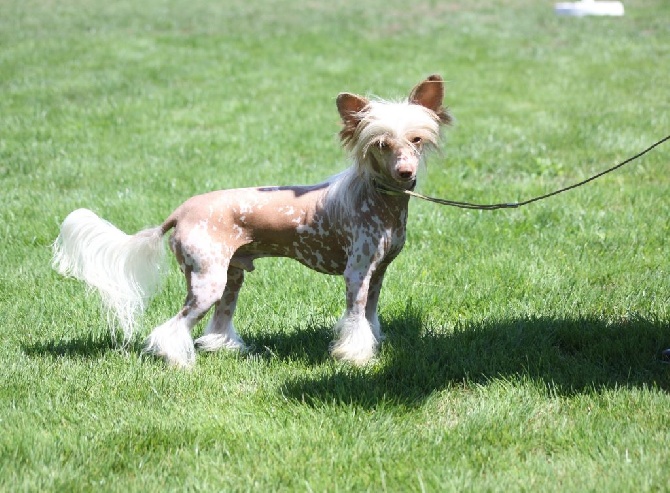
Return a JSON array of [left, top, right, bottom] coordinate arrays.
[[411, 137, 422, 145], [378, 141, 389, 150]]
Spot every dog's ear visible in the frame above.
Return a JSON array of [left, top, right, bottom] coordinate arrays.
[[409, 75, 452, 125], [336, 93, 369, 142]]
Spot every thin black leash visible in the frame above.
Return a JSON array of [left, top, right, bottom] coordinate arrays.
[[377, 134, 670, 210]]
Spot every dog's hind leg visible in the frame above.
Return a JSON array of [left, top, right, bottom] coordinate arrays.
[[145, 260, 230, 368], [194, 266, 246, 353]]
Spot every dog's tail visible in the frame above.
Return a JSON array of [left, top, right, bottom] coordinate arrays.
[[52, 208, 169, 343]]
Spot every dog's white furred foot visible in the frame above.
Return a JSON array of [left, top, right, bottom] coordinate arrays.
[[194, 329, 246, 353], [194, 312, 246, 352], [330, 314, 379, 365], [144, 318, 195, 368]]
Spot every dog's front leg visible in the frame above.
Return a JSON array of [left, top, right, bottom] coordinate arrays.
[[366, 263, 389, 343], [330, 260, 380, 365]]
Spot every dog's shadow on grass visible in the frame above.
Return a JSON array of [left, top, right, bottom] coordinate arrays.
[[22, 332, 127, 361], [265, 307, 669, 407], [23, 307, 669, 407]]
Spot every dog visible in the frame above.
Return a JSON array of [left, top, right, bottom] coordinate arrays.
[[52, 75, 451, 367]]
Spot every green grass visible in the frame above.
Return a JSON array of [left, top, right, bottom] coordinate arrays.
[[2, 0, 670, 490]]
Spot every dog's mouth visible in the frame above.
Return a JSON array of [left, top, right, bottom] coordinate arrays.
[[395, 177, 417, 190], [375, 178, 417, 195]]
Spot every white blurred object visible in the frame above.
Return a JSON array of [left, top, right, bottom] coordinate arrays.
[[555, 0, 624, 16]]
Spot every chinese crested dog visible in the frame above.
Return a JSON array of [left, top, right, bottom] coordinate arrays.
[[53, 75, 451, 367]]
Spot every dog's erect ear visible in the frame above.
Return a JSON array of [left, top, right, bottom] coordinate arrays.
[[408, 75, 452, 125], [336, 93, 369, 143]]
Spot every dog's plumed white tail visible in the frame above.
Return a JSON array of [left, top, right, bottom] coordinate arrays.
[[52, 208, 166, 341]]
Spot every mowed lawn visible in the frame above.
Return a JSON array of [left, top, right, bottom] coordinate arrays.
[[1, 0, 669, 491]]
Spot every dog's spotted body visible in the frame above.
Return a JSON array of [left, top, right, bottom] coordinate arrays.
[[53, 75, 451, 367]]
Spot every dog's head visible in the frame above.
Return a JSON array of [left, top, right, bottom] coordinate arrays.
[[337, 75, 451, 188]]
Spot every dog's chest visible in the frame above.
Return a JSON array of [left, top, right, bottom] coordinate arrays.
[[345, 199, 408, 266], [290, 219, 406, 275]]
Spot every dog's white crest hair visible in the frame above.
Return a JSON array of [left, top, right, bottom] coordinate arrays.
[[324, 99, 443, 222], [52, 208, 167, 342], [346, 100, 442, 160]]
